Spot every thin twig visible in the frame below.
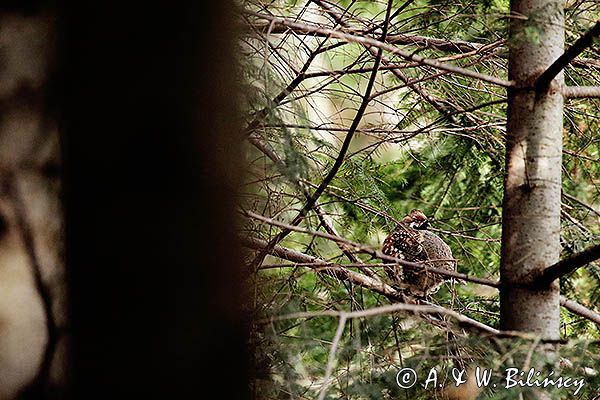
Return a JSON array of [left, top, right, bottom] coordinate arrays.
[[248, 9, 390, 268], [258, 302, 570, 338], [562, 192, 600, 217], [251, 20, 600, 69], [317, 314, 347, 400], [248, 129, 376, 276], [312, 0, 462, 123], [248, 236, 600, 331], [242, 236, 404, 300], [243, 211, 499, 287], [245, 11, 515, 88]]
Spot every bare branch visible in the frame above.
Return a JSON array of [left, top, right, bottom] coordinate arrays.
[[248, 237, 598, 333], [564, 86, 600, 98], [536, 20, 600, 91], [562, 192, 600, 217], [241, 235, 404, 300], [313, 207, 376, 277], [247, 131, 377, 275], [535, 243, 600, 286], [245, 12, 515, 88], [243, 28, 336, 137], [312, 0, 463, 123], [559, 296, 600, 326], [317, 314, 347, 400], [262, 302, 499, 335], [248, 8, 392, 268], [243, 210, 500, 288], [250, 20, 600, 69], [260, 299, 573, 340]]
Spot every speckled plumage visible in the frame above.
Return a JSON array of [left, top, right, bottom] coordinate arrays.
[[382, 210, 455, 296]]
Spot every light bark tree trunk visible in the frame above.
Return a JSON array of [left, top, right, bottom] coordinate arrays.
[[501, 0, 564, 340]]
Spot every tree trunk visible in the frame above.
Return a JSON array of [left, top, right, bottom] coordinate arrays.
[[500, 0, 564, 339], [64, 2, 248, 398]]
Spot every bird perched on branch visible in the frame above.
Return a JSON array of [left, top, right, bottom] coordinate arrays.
[[382, 209, 455, 296]]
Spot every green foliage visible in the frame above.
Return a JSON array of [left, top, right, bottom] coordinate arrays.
[[241, 0, 600, 398]]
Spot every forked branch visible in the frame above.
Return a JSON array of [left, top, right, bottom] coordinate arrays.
[[248, 7, 391, 268], [246, 12, 515, 88], [244, 211, 600, 328], [243, 209, 499, 288]]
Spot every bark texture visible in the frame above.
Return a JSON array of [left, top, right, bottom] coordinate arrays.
[[500, 0, 564, 340]]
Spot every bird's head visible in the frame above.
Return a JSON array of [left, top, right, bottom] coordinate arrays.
[[402, 209, 429, 229]]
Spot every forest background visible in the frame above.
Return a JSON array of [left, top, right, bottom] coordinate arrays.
[[239, 1, 600, 399]]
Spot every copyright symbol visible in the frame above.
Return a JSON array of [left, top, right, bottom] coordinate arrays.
[[396, 368, 417, 389]]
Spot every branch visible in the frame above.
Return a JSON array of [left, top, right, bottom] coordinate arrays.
[[562, 192, 600, 217], [245, 12, 515, 88], [317, 314, 347, 400], [250, 20, 600, 69], [535, 243, 600, 286], [312, 0, 463, 124], [243, 210, 500, 288], [242, 236, 404, 300], [535, 20, 600, 91], [247, 236, 600, 329], [248, 9, 391, 268], [564, 86, 600, 98], [313, 207, 376, 277], [247, 132, 376, 275], [243, 23, 335, 137], [245, 236, 501, 335], [560, 296, 600, 326], [248, 234, 600, 332], [261, 302, 499, 335]]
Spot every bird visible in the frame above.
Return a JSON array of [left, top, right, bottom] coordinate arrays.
[[381, 209, 455, 296]]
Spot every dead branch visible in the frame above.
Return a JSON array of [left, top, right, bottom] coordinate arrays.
[[536, 20, 600, 91], [564, 86, 600, 98], [247, 132, 377, 276], [250, 20, 600, 69], [242, 236, 403, 300], [312, 0, 463, 123], [245, 12, 515, 88], [246, 233, 600, 329], [248, 12, 390, 268], [559, 296, 600, 325], [261, 302, 499, 334], [535, 243, 600, 286], [243, 210, 500, 288], [244, 236, 496, 335], [562, 192, 600, 217]]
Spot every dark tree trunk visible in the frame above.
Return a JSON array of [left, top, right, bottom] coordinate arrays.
[[63, 1, 248, 398]]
